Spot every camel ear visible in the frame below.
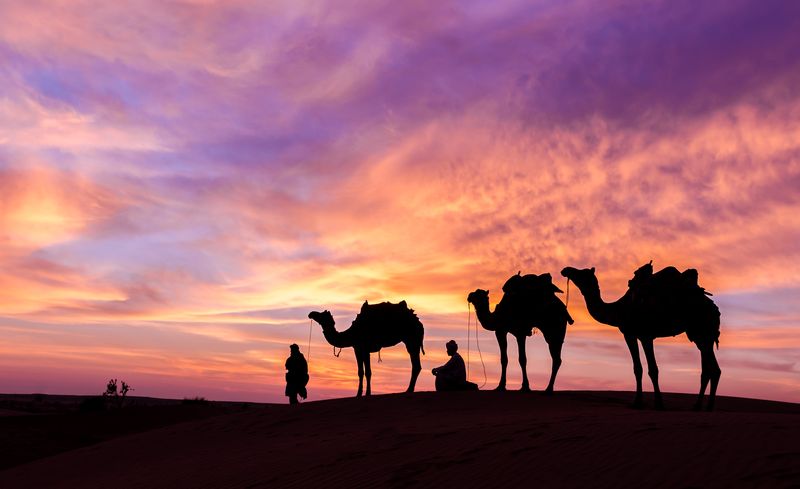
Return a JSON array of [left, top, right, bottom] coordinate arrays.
[[517, 271, 521, 276], [591, 267, 595, 273]]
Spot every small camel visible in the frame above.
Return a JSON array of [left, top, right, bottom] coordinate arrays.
[[561, 264, 721, 410], [467, 273, 573, 392], [308, 300, 425, 397]]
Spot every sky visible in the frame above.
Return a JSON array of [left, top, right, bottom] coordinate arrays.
[[0, 0, 798, 403]]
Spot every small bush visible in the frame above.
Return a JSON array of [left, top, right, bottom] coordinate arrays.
[[182, 396, 209, 405], [102, 379, 133, 409]]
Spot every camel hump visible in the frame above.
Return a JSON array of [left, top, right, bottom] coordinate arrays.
[[503, 273, 563, 296], [631, 265, 712, 299], [357, 300, 418, 318]]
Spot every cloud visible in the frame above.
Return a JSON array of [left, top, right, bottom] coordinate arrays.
[[0, 0, 798, 402]]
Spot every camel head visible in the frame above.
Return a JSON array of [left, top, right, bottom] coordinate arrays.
[[560, 266, 598, 292], [467, 289, 490, 308], [308, 310, 335, 330]]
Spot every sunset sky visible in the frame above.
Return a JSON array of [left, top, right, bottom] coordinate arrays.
[[1, 0, 798, 403]]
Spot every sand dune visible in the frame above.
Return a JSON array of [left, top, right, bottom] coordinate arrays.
[[1, 391, 798, 488]]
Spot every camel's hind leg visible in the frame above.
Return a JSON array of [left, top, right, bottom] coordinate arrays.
[[624, 334, 644, 408], [495, 331, 508, 391], [695, 342, 721, 411], [516, 334, 530, 391], [640, 338, 663, 410], [406, 344, 421, 393]]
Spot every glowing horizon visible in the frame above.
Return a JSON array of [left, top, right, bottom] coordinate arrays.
[[1, 0, 798, 403]]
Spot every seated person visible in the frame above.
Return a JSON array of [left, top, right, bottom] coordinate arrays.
[[432, 340, 478, 392]]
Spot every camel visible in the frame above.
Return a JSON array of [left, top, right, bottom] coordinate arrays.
[[560, 264, 721, 411], [308, 300, 425, 397], [467, 273, 574, 393]]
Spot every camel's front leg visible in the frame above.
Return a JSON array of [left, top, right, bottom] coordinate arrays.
[[364, 352, 372, 396], [544, 338, 563, 394], [516, 334, 530, 391], [495, 331, 508, 391], [624, 334, 644, 408], [640, 338, 663, 410], [355, 349, 365, 397], [406, 345, 421, 393], [695, 342, 721, 411]]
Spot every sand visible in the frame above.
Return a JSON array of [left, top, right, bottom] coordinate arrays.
[[0, 390, 798, 488]]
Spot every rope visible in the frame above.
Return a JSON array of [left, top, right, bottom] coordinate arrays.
[[307, 319, 313, 363], [466, 302, 487, 388], [473, 305, 487, 389], [378, 350, 382, 363], [466, 302, 471, 379], [565, 277, 571, 308], [333, 346, 342, 357]]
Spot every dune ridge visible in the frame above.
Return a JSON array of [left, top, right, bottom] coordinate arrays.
[[0, 391, 798, 488]]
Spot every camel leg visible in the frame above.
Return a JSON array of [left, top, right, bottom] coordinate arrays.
[[355, 350, 364, 397], [355, 349, 366, 397], [624, 334, 644, 408], [406, 344, 421, 393], [544, 338, 563, 395], [640, 338, 663, 410], [364, 353, 372, 396], [695, 342, 721, 411], [495, 331, 508, 391], [516, 335, 530, 391], [707, 347, 721, 412]]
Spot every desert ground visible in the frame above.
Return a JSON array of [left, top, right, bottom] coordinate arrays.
[[1, 390, 798, 488]]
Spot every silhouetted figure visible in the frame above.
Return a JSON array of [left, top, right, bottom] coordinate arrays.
[[432, 340, 478, 392], [285, 344, 308, 405], [467, 272, 573, 393], [308, 300, 425, 397], [561, 264, 721, 411]]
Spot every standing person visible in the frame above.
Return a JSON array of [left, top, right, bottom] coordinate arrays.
[[285, 344, 309, 404], [431, 340, 478, 392]]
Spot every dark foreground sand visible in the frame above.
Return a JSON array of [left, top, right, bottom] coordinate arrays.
[[1, 391, 798, 488]]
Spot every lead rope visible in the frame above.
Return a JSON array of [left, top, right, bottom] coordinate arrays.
[[333, 346, 342, 357], [566, 277, 571, 308], [474, 305, 487, 389], [466, 302, 471, 379], [307, 319, 313, 363], [466, 302, 487, 388]]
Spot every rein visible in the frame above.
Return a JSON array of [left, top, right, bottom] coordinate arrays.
[[566, 277, 571, 308], [307, 319, 313, 363], [466, 301, 487, 389]]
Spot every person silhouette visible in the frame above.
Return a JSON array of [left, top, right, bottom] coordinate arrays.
[[431, 340, 478, 392], [285, 344, 309, 404]]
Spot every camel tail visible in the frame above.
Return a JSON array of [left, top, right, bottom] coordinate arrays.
[[421, 343, 425, 355]]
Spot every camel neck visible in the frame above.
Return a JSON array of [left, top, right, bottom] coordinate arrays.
[[471, 301, 496, 332], [576, 282, 624, 327], [321, 325, 352, 348]]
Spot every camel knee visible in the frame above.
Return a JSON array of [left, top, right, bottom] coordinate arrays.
[[633, 365, 643, 377], [648, 368, 659, 378]]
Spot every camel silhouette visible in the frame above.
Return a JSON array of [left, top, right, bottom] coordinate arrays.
[[308, 300, 425, 397], [561, 264, 721, 411], [467, 273, 574, 392]]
